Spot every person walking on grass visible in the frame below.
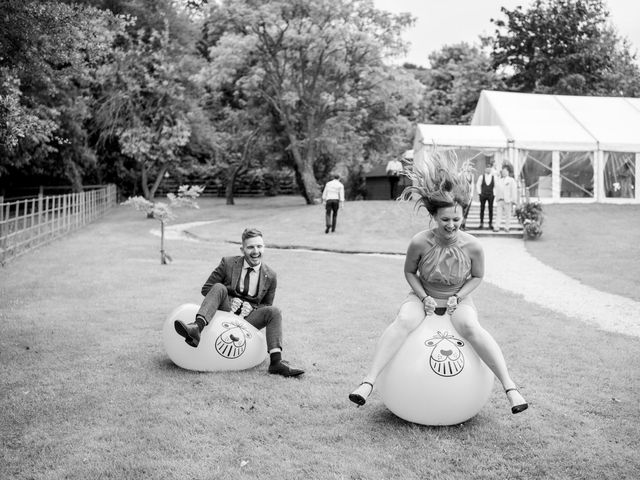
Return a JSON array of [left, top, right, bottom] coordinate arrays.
[[322, 173, 345, 233], [348, 151, 528, 415], [174, 228, 304, 377]]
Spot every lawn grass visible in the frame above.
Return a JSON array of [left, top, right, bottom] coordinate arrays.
[[522, 203, 640, 302], [181, 197, 640, 301], [1, 197, 639, 479]]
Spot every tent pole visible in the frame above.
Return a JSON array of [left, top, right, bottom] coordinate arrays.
[[594, 149, 603, 202], [635, 153, 640, 201], [552, 151, 560, 200]]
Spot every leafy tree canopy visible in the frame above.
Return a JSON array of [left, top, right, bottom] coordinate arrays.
[[490, 0, 640, 95], [420, 42, 505, 125], [93, 26, 205, 199], [198, 0, 422, 203], [0, 0, 126, 187]]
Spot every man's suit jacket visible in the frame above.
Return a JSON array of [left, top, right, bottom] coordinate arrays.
[[201, 256, 277, 308]]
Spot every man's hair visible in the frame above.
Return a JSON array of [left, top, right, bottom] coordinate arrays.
[[241, 228, 263, 243], [333, 173, 340, 180]]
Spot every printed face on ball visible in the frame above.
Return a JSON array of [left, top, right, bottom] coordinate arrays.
[[425, 331, 465, 377], [215, 321, 253, 359]]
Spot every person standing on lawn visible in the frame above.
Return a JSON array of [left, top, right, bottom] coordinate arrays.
[[385, 157, 404, 199], [494, 165, 518, 232], [348, 151, 528, 414], [475, 164, 496, 229], [322, 173, 345, 233], [174, 228, 304, 377]]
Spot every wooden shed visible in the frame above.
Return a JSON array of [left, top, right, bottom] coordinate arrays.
[[365, 163, 411, 200]]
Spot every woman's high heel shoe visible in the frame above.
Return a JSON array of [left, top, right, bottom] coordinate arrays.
[[349, 381, 374, 406], [505, 387, 529, 414]]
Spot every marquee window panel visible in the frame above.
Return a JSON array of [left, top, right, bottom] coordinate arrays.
[[520, 150, 552, 198], [604, 152, 635, 199], [559, 151, 594, 198]]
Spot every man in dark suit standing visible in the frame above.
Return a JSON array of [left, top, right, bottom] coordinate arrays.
[[174, 228, 304, 377], [475, 165, 496, 229]]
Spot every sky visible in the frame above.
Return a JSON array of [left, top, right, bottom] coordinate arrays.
[[372, 0, 640, 67]]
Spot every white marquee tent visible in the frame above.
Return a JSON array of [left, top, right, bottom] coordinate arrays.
[[471, 90, 640, 203], [413, 91, 640, 203], [412, 124, 510, 188]]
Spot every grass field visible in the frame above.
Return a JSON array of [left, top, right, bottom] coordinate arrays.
[[522, 203, 640, 302], [1, 197, 639, 479]]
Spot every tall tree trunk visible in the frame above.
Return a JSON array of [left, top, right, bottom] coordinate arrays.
[[65, 159, 84, 193], [148, 164, 169, 200], [225, 164, 241, 205], [286, 132, 321, 204], [292, 167, 308, 203], [141, 161, 168, 200], [225, 131, 258, 205], [141, 162, 151, 200]]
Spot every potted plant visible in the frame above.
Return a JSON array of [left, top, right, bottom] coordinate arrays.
[[514, 201, 544, 239]]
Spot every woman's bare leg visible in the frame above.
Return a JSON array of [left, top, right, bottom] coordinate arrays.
[[350, 299, 424, 403], [451, 304, 528, 412]]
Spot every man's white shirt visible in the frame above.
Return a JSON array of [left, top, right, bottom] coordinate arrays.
[[495, 176, 518, 203], [240, 260, 261, 297], [322, 179, 344, 202]]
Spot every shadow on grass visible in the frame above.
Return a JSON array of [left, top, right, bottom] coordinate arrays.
[[154, 352, 270, 376], [369, 406, 489, 431]]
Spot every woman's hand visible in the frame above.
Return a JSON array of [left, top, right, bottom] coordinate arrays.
[[422, 296, 437, 315], [446, 295, 458, 315]]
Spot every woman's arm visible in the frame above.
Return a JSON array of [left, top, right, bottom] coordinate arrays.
[[445, 238, 485, 314], [404, 233, 436, 314], [404, 234, 427, 299], [453, 239, 485, 300]]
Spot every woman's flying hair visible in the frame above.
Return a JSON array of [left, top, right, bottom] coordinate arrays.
[[400, 147, 474, 217]]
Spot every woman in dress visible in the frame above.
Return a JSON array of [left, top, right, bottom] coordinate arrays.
[[349, 151, 528, 414]]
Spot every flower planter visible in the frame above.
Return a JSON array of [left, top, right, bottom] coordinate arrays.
[[515, 201, 544, 240]]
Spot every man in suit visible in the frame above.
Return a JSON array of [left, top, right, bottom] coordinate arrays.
[[174, 228, 304, 377], [494, 165, 518, 232], [475, 165, 496, 229]]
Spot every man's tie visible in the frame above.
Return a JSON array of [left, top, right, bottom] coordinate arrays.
[[242, 267, 253, 296]]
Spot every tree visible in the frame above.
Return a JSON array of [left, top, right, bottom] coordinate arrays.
[[0, 70, 57, 172], [347, 66, 423, 198], [0, 0, 126, 188], [419, 43, 505, 125], [63, 0, 204, 52], [196, 64, 273, 205], [94, 27, 199, 199], [490, 0, 640, 95], [122, 185, 204, 264], [199, 0, 417, 204]]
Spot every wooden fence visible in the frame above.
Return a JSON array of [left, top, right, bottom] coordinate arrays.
[[0, 184, 118, 265]]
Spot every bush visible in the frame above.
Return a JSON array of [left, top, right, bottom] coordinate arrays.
[[515, 201, 544, 239]]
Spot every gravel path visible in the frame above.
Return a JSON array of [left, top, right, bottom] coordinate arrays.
[[481, 237, 640, 338], [158, 222, 640, 338]]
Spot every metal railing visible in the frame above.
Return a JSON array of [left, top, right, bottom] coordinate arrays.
[[0, 184, 117, 265]]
